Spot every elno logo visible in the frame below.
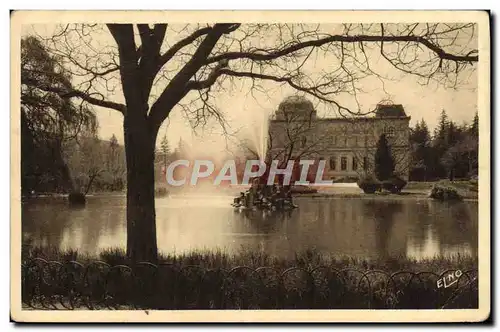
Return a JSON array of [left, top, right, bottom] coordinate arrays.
[[437, 270, 463, 289]]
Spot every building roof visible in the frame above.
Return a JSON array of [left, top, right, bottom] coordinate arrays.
[[278, 95, 315, 113], [375, 104, 407, 117], [271, 97, 409, 122]]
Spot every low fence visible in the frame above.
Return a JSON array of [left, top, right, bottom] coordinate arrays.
[[21, 258, 478, 310]]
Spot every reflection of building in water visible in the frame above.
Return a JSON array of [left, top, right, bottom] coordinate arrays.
[[268, 96, 411, 181]]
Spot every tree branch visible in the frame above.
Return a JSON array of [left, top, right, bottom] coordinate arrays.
[[148, 24, 239, 130], [156, 24, 240, 70], [157, 26, 214, 68], [189, 68, 363, 115], [205, 33, 478, 64], [23, 76, 126, 113]]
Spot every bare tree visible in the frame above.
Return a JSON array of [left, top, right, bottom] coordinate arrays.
[[22, 23, 478, 262]]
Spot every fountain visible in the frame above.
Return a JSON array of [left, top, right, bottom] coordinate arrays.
[[230, 111, 299, 211], [161, 109, 297, 212], [244, 109, 270, 163]]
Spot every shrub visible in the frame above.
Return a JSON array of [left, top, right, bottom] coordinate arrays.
[[382, 176, 408, 194], [429, 184, 463, 201], [357, 174, 381, 194], [332, 176, 358, 183]]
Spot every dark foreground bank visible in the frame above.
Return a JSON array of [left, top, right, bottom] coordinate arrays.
[[21, 246, 478, 310]]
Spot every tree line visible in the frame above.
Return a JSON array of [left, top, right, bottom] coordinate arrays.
[[409, 110, 478, 181]]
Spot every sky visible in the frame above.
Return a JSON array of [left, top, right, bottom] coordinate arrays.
[[21, 23, 479, 156]]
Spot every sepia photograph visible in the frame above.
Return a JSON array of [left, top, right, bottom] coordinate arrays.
[[10, 10, 490, 323]]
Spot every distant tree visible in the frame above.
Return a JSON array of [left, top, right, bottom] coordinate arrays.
[[159, 134, 172, 182], [470, 111, 479, 137], [105, 134, 126, 191], [412, 119, 432, 146], [447, 121, 462, 147], [374, 134, 395, 181], [456, 133, 479, 177], [410, 119, 432, 181], [434, 109, 449, 143], [441, 144, 461, 181], [428, 110, 452, 179], [435, 112, 479, 180], [160, 134, 170, 157]]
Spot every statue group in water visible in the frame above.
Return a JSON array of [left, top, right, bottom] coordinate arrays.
[[232, 179, 298, 211]]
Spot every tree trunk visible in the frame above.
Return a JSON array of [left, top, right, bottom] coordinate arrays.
[[124, 114, 159, 263]]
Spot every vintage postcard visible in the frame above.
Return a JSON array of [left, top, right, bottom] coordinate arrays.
[[10, 10, 490, 323]]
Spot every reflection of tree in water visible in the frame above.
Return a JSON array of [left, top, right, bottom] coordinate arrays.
[[22, 198, 77, 249], [22, 196, 126, 256], [426, 200, 478, 256], [362, 200, 403, 259]]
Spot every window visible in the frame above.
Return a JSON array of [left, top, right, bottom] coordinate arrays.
[[352, 157, 358, 171], [385, 126, 395, 138], [349, 137, 356, 147], [341, 157, 347, 171], [329, 156, 336, 170], [301, 137, 307, 148], [363, 157, 369, 171]]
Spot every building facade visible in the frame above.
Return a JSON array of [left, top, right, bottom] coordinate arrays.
[[267, 96, 411, 181]]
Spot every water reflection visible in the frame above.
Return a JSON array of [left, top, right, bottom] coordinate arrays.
[[22, 195, 478, 260]]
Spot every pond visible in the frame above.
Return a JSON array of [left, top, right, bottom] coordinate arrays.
[[21, 192, 478, 260]]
